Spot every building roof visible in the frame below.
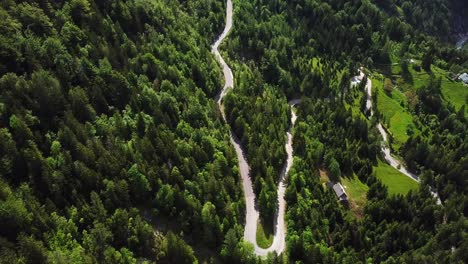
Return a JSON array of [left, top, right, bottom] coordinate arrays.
[[332, 183, 347, 200], [459, 73, 468, 83]]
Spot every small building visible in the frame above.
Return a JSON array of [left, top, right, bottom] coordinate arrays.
[[458, 73, 468, 84], [332, 183, 348, 202]]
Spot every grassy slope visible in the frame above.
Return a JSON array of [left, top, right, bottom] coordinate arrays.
[[375, 56, 466, 151], [320, 169, 369, 218], [341, 175, 369, 218], [374, 159, 418, 196], [372, 76, 417, 150], [432, 67, 466, 112], [441, 79, 467, 111], [409, 65, 467, 112], [384, 39, 467, 111]]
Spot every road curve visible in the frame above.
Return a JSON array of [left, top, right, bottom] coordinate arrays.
[[211, 0, 299, 256], [355, 70, 441, 204], [212, 0, 233, 108], [255, 99, 299, 256], [356, 70, 420, 182]]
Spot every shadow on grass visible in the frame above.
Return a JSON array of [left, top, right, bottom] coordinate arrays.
[[256, 218, 273, 249]]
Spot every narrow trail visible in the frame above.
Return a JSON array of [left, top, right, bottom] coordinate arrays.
[[355, 70, 441, 204], [211, 0, 299, 256]]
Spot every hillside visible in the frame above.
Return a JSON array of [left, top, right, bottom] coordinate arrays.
[[0, 0, 466, 263], [0, 0, 245, 263]]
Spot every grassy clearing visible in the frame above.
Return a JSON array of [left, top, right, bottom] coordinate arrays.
[[408, 65, 467, 112], [320, 169, 369, 219], [374, 159, 418, 196], [439, 77, 467, 112], [372, 76, 417, 150], [319, 169, 330, 184], [256, 220, 273, 249], [379, 58, 467, 113], [341, 175, 368, 219]]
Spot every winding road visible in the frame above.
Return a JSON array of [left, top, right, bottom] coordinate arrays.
[[211, 0, 299, 256], [355, 70, 441, 204], [211, 1, 440, 256], [356, 71, 420, 182]]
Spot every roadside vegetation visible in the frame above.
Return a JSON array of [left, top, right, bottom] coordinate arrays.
[[256, 221, 273, 249], [374, 159, 419, 196], [372, 76, 419, 150], [341, 175, 369, 218]]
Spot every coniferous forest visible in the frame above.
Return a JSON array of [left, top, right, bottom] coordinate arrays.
[[0, 0, 467, 263]]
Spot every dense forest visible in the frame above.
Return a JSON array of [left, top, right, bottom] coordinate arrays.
[[0, 0, 467, 263], [0, 0, 251, 263]]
